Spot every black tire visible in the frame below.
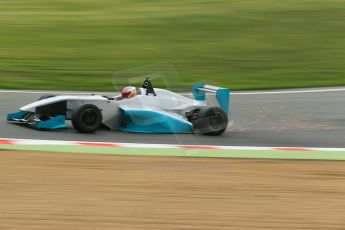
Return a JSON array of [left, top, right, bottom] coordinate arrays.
[[192, 107, 228, 135], [72, 104, 102, 133], [38, 94, 56, 100]]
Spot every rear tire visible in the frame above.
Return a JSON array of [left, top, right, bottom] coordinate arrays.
[[192, 107, 228, 135], [72, 104, 102, 133]]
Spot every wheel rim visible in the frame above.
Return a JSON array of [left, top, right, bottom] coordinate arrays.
[[81, 109, 98, 126], [208, 113, 223, 130]]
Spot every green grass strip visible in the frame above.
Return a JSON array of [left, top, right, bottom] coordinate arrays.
[[1, 144, 345, 160], [1, 0, 345, 91]]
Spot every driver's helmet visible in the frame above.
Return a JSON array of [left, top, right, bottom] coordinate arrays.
[[121, 86, 137, 99]]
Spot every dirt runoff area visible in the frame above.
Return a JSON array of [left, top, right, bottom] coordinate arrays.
[[0, 150, 344, 230]]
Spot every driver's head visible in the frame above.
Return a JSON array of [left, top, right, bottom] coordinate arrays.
[[121, 86, 137, 99]]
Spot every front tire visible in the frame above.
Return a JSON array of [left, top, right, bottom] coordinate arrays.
[[72, 104, 102, 133], [192, 107, 228, 135]]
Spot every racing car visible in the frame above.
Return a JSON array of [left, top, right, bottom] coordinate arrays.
[[7, 79, 230, 135]]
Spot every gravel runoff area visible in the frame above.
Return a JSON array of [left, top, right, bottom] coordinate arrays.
[[1, 150, 344, 230]]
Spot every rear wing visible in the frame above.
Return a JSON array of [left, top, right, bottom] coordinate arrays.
[[192, 84, 230, 113]]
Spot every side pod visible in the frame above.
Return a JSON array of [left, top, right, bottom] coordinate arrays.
[[119, 108, 193, 134]]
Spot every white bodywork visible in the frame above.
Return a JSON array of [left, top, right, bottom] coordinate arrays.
[[19, 88, 206, 130]]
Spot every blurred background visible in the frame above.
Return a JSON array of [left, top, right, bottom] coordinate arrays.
[[0, 0, 344, 91]]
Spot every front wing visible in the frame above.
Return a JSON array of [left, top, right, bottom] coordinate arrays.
[[7, 111, 66, 130]]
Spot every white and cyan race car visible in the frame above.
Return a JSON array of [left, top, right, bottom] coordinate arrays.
[[7, 79, 230, 135]]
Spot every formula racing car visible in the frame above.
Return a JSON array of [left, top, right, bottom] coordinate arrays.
[[7, 79, 230, 135]]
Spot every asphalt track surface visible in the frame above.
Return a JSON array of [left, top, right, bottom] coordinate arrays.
[[1, 88, 345, 148]]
